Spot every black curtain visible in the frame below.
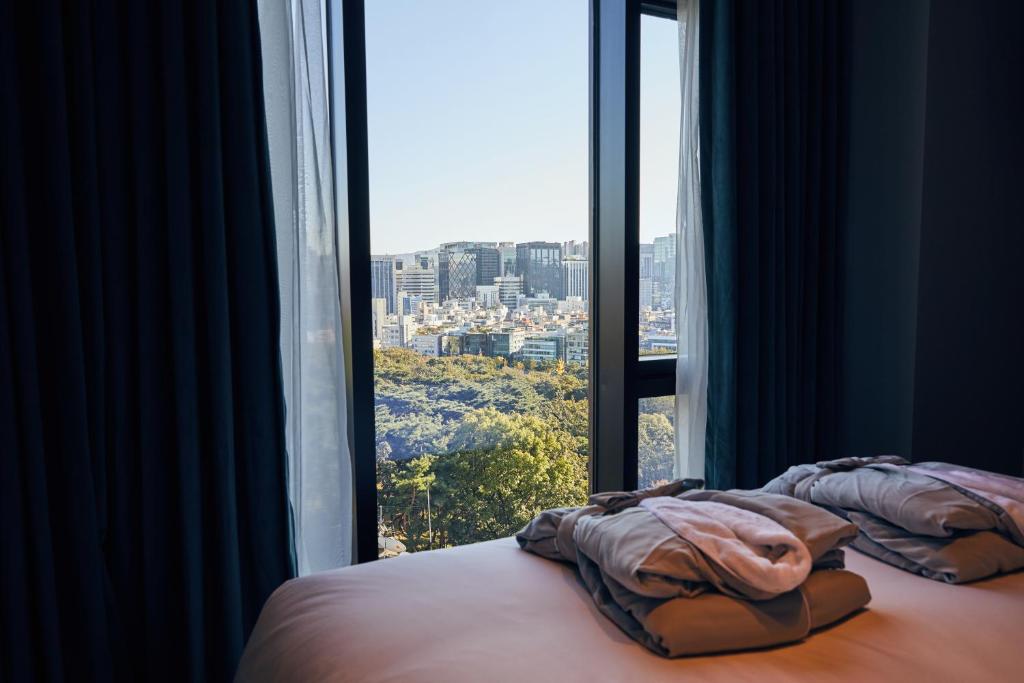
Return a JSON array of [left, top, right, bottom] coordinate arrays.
[[0, 1, 295, 680], [700, 0, 845, 489]]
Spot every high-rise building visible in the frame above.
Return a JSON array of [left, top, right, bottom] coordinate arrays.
[[639, 243, 655, 279], [439, 249, 477, 300], [498, 242, 517, 276], [562, 256, 588, 301], [516, 241, 563, 299], [438, 242, 500, 301], [395, 265, 437, 303], [653, 234, 676, 287], [467, 246, 500, 286], [494, 276, 524, 307], [371, 255, 397, 314]]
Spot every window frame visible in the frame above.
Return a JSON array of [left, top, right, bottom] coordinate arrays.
[[332, 0, 678, 562]]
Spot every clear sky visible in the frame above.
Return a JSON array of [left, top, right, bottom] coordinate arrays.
[[365, 2, 679, 254]]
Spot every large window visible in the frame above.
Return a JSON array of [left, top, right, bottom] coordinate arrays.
[[337, 0, 688, 562], [365, 1, 590, 556], [639, 13, 680, 357]]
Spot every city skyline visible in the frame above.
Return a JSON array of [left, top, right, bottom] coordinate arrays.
[[368, 234, 673, 260]]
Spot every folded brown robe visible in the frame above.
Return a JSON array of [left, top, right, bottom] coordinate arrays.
[[517, 485, 871, 657], [762, 457, 1024, 583]]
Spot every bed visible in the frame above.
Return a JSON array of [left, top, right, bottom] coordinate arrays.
[[237, 537, 1024, 682]]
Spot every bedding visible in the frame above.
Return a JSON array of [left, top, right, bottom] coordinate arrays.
[[762, 456, 1024, 582], [236, 537, 1024, 682], [517, 488, 868, 657]]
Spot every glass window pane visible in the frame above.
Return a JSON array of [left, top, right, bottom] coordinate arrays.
[[366, 1, 590, 557], [638, 396, 676, 488], [639, 15, 680, 356]]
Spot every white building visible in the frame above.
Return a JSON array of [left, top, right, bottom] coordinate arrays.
[[494, 276, 524, 307], [562, 240, 589, 259], [498, 242, 517, 276], [382, 316, 416, 349], [475, 285, 500, 309], [395, 265, 437, 303], [411, 334, 443, 357], [566, 329, 589, 365], [562, 256, 588, 300], [517, 295, 557, 315], [371, 298, 388, 340]]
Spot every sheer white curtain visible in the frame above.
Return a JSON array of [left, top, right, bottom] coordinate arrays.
[[260, 0, 353, 573], [674, 0, 708, 481]]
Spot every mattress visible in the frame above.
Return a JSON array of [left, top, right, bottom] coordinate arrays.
[[237, 537, 1024, 682]]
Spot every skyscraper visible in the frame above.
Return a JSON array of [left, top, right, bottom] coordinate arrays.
[[466, 245, 500, 286], [516, 241, 563, 299], [438, 248, 475, 301], [498, 242, 517, 276], [438, 242, 500, 301], [653, 234, 676, 283], [562, 256, 588, 300], [370, 256, 397, 314], [652, 234, 676, 310], [639, 243, 655, 279]]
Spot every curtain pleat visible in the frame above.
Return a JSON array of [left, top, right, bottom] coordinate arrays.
[[0, 0, 295, 680], [701, 0, 845, 489]]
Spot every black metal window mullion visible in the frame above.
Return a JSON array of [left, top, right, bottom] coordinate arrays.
[[590, 0, 641, 493]]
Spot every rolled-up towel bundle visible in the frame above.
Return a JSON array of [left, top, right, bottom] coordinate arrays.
[[762, 457, 1024, 583], [516, 485, 870, 657]]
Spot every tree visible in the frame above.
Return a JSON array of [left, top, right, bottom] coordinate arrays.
[[433, 409, 587, 545], [373, 349, 591, 550], [638, 412, 675, 488]]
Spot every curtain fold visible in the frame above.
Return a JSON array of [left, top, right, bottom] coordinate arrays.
[[0, 1, 295, 679], [258, 0, 353, 575], [674, 0, 709, 482], [700, 0, 845, 489]]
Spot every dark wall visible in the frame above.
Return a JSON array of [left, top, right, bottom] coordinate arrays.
[[912, 0, 1024, 475], [841, 0, 1024, 475], [840, 0, 931, 458]]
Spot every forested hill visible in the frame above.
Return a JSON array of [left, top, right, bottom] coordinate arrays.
[[373, 348, 675, 552], [374, 348, 588, 461]]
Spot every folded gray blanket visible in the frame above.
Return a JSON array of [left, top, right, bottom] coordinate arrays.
[[517, 484, 870, 657], [762, 456, 1024, 583]]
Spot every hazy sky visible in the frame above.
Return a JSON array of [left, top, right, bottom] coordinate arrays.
[[365, 2, 679, 254]]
